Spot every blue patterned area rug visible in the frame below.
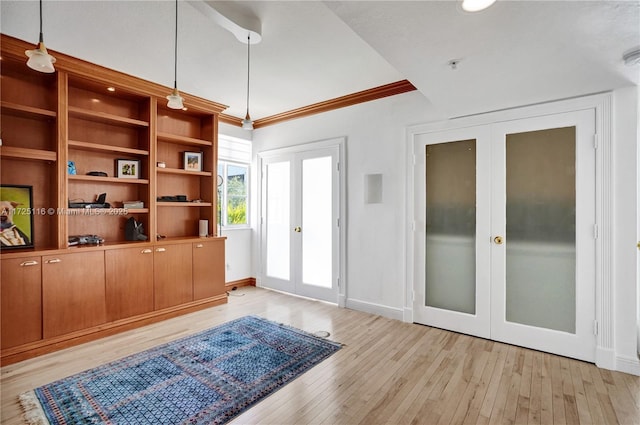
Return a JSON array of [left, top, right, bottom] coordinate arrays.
[[19, 315, 341, 425]]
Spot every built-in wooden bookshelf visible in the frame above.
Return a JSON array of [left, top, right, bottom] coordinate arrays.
[[0, 34, 227, 365]]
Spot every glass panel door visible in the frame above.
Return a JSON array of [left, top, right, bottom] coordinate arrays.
[[490, 110, 596, 362], [260, 145, 340, 303], [413, 126, 492, 339]]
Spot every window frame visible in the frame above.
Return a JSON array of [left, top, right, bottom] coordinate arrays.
[[218, 160, 250, 229]]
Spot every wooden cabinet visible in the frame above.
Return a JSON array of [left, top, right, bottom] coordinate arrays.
[[105, 246, 154, 321], [193, 239, 225, 300], [153, 243, 193, 310], [1, 256, 42, 349], [42, 251, 106, 338]]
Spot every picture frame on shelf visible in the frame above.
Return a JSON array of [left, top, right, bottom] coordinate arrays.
[[0, 185, 35, 250], [116, 159, 140, 179], [184, 151, 203, 172]]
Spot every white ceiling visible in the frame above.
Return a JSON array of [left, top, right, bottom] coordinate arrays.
[[2, 1, 639, 122]]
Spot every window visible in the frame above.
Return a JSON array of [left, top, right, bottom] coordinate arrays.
[[218, 135, 251, 227], [218, 161, 249, 226]]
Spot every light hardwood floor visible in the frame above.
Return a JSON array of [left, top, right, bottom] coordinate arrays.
[[1, 286, 638, 424]]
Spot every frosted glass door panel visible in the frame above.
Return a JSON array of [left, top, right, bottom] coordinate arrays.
[[425, 140, 476, 314], [505, 127, 576, 333], [301, 156, 332, 288], [265, 161, 290, 280]]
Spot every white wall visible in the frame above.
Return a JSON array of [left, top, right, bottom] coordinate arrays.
[[251, 91, 442, 318]]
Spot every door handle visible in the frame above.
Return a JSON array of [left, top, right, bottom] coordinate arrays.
[[494, 236, 504, 245], [141, 249, 153, 254], [155, 247, 166, 253], [20, 260, 39, 267], [46, 258, 62, 264], [294, 226, 301, 233]]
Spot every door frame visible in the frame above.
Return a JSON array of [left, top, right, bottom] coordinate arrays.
[[405, 92, 614, 369], [257, 137, 346, 306]]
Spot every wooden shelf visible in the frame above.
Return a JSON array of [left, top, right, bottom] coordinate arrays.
[[0, 146, 57, 162], [68, 175, 150, 184], [68, 140, 149, 156], [124, 208, 149, 214], [1, 101, 57, 119], [157, 167, 212, 177], [157, 202, 212, 207], [157, 132, 212, 147], [69, 106, 149, 128]]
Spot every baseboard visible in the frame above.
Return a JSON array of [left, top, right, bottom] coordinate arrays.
[[403, 307, 413, 323], [616, 355, 640, 376], [225, 278, 256, 289], [345, 298, 403, 321], [595, 346, 616, 371]]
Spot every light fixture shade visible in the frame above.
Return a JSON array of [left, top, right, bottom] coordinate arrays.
[[166, 88, 184, 109], [25, 42, 56, 73], [461, 0, 497, 12], [241, 114, 254, 130]]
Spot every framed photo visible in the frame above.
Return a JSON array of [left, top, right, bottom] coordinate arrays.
[[0, 185, 35, 250], [184, 151, 203, 172], [116, 159, 140, 179]]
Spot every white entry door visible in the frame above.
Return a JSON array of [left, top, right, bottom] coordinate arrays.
[[413, 109, 597, 362], [260, 145, 340, 303]]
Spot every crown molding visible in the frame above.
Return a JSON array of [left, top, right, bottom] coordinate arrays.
[[220, 79, 417, 129]]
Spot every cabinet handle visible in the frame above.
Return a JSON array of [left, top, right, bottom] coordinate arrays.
[[141, 249, 153, 254], [195, 244, 204, 248], [20, 260, 39, 267], [155, 247, 166, 253], [46, 258, 62, 264]]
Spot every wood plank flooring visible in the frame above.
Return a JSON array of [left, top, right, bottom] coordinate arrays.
[[1, 286, 638, 424]]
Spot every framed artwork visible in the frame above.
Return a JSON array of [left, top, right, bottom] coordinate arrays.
[[0, 185, 35, 250], [184, 151, 203, 172], [116, 159, 140, 179]]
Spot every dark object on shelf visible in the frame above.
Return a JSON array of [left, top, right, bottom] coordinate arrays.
[[157, 195, 188, 202], [87, 171, 108, 177], [69, 193, 110, 209], [125, 217, 148, 241], [68, 234, 104, 246]]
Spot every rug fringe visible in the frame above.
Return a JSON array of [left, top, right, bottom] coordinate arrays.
[[19, 390, 49, 425]]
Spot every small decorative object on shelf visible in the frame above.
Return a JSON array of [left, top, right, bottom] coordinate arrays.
[[157, 161, 166, 168], [183, 151, 203, 172], [116, 159, 140, 179], [0, 185, 35, 250], [67, 161, 76, 175]]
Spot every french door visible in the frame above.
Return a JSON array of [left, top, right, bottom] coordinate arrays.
[[260, 145, 340, 303], [412, 110, 597, 362]]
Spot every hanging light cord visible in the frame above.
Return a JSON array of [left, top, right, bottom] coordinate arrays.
[[38, 0, 44, 43], [245, 34, 251, 117], [173, 0, 178, 90]]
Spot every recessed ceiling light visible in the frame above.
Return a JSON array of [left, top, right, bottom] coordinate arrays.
[[461, 0, 497, 12], [107, 87, 116, 92]]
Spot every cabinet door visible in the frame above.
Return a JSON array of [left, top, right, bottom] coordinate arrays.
[[1, 257, 42, 349], [153, 244, 193, 310], [42, 251, 106, 338], [193, 239, 225, 300], [105, 247, 154, 321]]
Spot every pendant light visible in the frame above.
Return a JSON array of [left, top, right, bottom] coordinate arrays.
[[25, 0, 56, 73], [166, 0, 184, 109], [241, 34, 254, 130]]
